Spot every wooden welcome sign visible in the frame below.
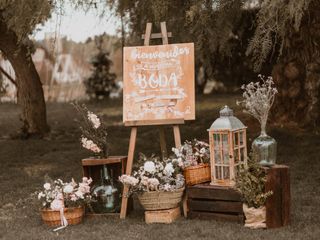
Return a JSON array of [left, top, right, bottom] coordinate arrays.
[[123, 43, 195, 124], [120, 22, 191, 219]]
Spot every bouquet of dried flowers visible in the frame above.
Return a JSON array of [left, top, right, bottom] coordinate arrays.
[[237, 75, 278, 134], [37, 177, 92, 209], [171, 139, 210, 168], [119, 153, 185, 195], [73, 102, 108, 158]]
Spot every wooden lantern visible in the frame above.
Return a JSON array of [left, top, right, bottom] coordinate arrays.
[[208, 106, 247, 187]]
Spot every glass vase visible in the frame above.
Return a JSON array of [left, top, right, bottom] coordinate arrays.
[[252, 128, 277, 167]]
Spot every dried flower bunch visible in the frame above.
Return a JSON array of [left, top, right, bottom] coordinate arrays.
[[37, 177, 92, 209], [235, 156, 273, 208], [119, 153, 185, 195], [172, 139, 210, 168], [237, 75, 278, 133], [73, 102, 108, 158]]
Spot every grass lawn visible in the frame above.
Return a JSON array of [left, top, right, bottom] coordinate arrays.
[[0, 94, 319, 240]]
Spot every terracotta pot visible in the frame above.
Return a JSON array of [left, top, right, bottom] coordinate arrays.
[[41, 206, 85, 227], [243, 204, 266, 229]]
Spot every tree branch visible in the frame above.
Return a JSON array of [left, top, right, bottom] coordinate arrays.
[[0, 65, 17, 87]]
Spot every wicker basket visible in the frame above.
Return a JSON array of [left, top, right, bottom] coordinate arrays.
[[41, 206, 85, 227], [184, 163, 211, 186], [137, 187, 185, 211]]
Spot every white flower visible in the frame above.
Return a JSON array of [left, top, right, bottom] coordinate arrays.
[[200, 147, 206, 154], [38, 192, 45, 200], [75, 190, 84, 199], [87, 112, 101, 129], [43, 183, 51, 190], [147, 178, 160, 190], [164, 163, 174, 177], [144, 161, 156, 173], [119, 175, 139, 186], [81, 137, 102, 153], [63, 184, 74, 194], [50, 199, 64, 210]]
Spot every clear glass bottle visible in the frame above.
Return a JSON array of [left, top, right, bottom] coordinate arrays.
[[91, 165, 121, 213], [252, 125, 277, 166]]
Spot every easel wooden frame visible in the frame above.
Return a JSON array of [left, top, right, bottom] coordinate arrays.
[[120, 22, 186, 219]]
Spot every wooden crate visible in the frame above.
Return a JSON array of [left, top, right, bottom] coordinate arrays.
[[264, 165, 290, 228], [145, 207, 181, 224], [187, 183, 244, 223], [82, 156, 132, 215]]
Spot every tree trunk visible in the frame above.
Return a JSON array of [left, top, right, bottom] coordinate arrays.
[[0, 19, 49, 136]]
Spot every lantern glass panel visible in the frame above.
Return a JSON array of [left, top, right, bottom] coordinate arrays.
[[234, 149, 239, 163], [239, 131, 244, 145], [214, 150, 221, 164], [233, 132, 239, 147], [222, 134, 229, 164], [240, 148, 245, 162], [223, 167, 229, 179], [215, 166, 221, 179]]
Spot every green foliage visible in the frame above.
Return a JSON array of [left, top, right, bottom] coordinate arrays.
[[84, 36, 117, 100], [246, 0, 314, 71], [235, 155, 273, 208], [0, 0, 53, 43]]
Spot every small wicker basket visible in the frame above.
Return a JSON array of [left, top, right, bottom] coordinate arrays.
[[184, 163, 211, 186], [137, 187, 185, 211], [41, 206, 85, 227]]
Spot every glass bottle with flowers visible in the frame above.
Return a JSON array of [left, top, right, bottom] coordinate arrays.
[[237, 75, 278, 166], [73, 103, 120, 213]]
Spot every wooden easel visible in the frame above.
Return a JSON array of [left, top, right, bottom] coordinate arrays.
[[120, 22, 184, 219]]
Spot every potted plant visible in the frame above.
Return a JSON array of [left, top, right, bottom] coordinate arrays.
[[235, 156, 272, 229], [119, 153, 185, 211], [172, 139, 210, 186], [237, 75, 278, 166], [37, 177, 92, 229]]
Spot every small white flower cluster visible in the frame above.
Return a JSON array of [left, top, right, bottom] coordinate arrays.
[[119, 154, 185, 194], [37, 177, 92, 209], [87, 112, 101, 129], [172, 139, 210, 168], [81, 137, 101, 153], [237, 75, 278, 132]]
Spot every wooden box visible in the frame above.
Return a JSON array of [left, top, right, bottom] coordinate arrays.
[[82, 156, 132, 215], [145, 207, 181, 224], [187, 183, 244, 223], [264, 165, 290, 228]]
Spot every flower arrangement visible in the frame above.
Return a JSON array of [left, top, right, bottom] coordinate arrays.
[[171, 139, 210, 168], [73, 102, 108, 158], [37, 177, 92, 209], [119, 153, 185, 195], [237, 75, 278, 133]]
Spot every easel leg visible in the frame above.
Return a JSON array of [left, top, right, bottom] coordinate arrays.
[[173, 125, 182, 148], [172, 125, 187, 217], [120, 127, 137, 219], [159, 126, 167, 158]]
